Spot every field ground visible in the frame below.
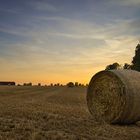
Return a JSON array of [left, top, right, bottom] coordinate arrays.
[[0, 86, 140, 140]]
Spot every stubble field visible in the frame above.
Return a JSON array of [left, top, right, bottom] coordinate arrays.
[[0, 86, 140, 140]]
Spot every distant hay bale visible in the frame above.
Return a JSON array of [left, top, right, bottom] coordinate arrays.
[[87, 70, 140, 124]]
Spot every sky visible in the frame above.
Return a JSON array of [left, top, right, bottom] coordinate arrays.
[[0, 0, 140, 85]]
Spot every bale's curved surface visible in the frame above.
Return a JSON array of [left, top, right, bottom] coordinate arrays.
[[87, 70, 140, 124]]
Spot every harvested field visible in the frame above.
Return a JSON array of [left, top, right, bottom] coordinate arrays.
[[0, 86, 140, 140]]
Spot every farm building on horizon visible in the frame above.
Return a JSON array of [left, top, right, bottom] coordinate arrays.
[[0, 81, 16, 86]]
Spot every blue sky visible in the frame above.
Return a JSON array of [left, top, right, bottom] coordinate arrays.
[[0, 0, 140, 84]]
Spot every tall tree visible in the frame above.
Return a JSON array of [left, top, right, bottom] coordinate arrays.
[[131, 44, 140, 71]]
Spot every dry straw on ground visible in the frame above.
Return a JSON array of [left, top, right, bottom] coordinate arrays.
[[87, 70, 140, 124]]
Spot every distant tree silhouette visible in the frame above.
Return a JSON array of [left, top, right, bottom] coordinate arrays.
[[67, 82, 74, 87], [50, 83, 53, 86], [86, 84, 89, 87], [105, 62, 121, 70], [38, 83, 41, 86], [57, 83, 60, 86], [75, 82, 78, 86], [23, 83, 32, 86], [131, 44, 140, 71], [78, 83, 82, 86], [123, 63, 131, 69]]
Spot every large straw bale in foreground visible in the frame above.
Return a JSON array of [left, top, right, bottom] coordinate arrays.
[[87, 70, 140, 124]]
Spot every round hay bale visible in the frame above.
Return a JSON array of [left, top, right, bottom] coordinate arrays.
[[87, 70, 140, 124]]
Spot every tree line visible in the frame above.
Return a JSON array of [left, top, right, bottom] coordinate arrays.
[[105, 44, 140, 71]]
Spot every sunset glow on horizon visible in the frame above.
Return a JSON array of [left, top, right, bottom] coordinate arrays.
[[0, 0, 140, 85]]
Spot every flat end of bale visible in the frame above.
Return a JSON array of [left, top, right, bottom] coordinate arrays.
[[87, 70, 126, 124]]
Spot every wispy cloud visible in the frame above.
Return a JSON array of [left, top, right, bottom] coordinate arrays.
[[0, 28, 28, 37], [110, 0, 140, 6], [0, 8, 18, 14], [30, 1, 58, 12], [2, 17, 137, 68]]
